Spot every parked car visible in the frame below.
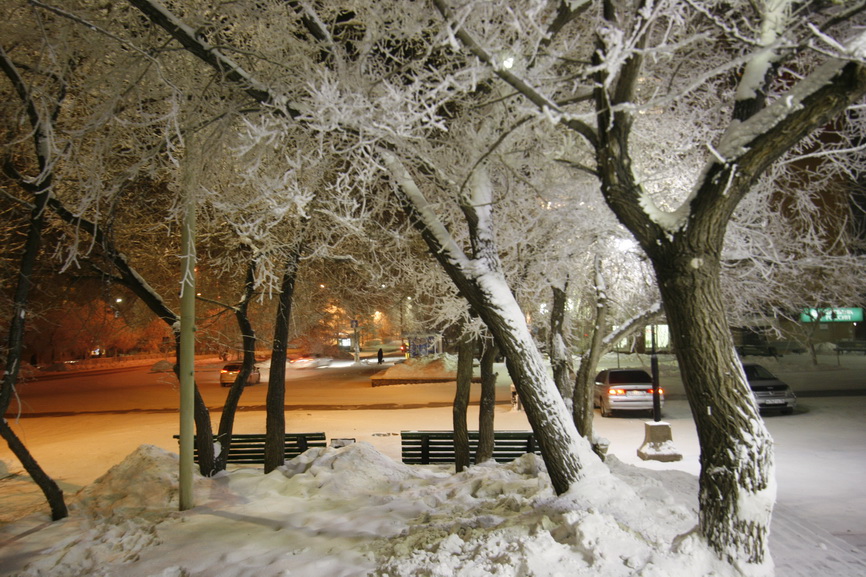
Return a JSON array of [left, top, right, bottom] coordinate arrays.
[[741, 362, 797, 414], [735, 344, 779, 357], [219, 363, 261, 386], [289, 354, 333, 369], [593, 368, 663, 417]]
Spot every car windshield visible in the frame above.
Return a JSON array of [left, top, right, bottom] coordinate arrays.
[[608, 370, 652, 384], [742, 364, 776, 381], [223, 364, 242, 371]]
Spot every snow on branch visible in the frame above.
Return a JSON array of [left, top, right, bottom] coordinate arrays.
[[381, 150, 471, 272], [717, 28, 866, 163], [126, 0, 295, 114], [430, 0, 597, 147], [601, 301, 663, 347]]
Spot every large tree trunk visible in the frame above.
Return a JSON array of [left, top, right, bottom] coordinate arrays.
[[265, 248, 302, 472], [475, 337, 497, 464], [653, 247, 774, 566], [453, 333, 474, 472]]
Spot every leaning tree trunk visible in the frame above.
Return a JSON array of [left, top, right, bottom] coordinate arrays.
[[388, 155, 593, 495], [549, 282, 573, 409], [475, 337, 497, 463], [171, 338, 216, 476], [46, 198, 218, 475], [653, 248, 774, 566], [214, 262, 257, 472], [265, 247, 302, 472], [0, 190, 68, 520], [453, 333, 474, 472], [0, 44, 67, 520], [573, 257, 608, 444]]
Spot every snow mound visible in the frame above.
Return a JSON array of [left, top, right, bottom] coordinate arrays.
[[281, 441, 436, 495], [74, 444, 183, 521], [3, 444, 744, 577], [150, 360, 174, 372], [378, 353, 458, 379]]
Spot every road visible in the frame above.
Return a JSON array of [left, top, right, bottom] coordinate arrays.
[[5, 359, 514, 417], [9, 350, 865, 419]]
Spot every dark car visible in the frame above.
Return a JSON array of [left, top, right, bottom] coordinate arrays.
[[741, 363, 796, 414], [593, 368, 663, 417], [219, 363, 261, 386]]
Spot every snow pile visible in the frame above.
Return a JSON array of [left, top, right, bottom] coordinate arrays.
[[74, 445, 181, 521], [150, 360, 174, 372], [380, 353, 459, 378], [0, 442, 749, 577]]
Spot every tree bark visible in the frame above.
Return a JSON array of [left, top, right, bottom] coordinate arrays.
[[265, 246, 302, 472], [475, 337, 497, 464], [652, 247, 774, 565], [453, 333, 473, 472], [549, 282, 573, 409]]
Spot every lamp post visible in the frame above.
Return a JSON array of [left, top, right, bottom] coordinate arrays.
[[651, 324, 661, 422], [638, 322, 682, 462], [351, 319, 359, 363]]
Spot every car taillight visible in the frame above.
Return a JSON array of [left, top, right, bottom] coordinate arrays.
[[648, 388, 664, 395], [220, 369, 228, 374], [608, 388, 626, 396]]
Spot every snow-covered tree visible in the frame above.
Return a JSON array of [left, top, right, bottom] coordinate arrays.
[[48, 0, 866, 570], [429, 0, 866, 566]]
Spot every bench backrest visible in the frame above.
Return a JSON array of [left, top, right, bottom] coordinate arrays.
[[174, 432, 327, 464], [401, 430, 539, 464]]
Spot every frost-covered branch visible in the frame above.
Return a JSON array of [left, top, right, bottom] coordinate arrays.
[[125, 0, 296, 114]]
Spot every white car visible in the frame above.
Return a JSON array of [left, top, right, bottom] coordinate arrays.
[[593, 368, 664, 417], [289, 354, 333, 369]]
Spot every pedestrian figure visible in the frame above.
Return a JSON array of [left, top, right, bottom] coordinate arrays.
[[377, 348, 384, 365]]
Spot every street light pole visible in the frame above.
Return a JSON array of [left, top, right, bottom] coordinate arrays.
[[178, 146, 197, 511], [651, 324, 661, 422], [351, 319, 360, 363]]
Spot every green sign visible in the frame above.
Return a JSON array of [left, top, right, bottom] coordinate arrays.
[[800, 307, 864, 323]]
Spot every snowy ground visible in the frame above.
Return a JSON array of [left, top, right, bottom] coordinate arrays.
[[0, 352, 865, 576]]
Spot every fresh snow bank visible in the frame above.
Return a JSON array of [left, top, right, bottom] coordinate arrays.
[[0, 442, 749, 577], [377, 353, 460, 379]]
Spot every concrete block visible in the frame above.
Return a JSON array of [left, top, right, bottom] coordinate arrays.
[[637, 421, 683, 462]]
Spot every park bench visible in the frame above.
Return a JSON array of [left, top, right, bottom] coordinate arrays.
[[401, 430, 540, 465], [835, 340, 866, 354], [173, 432, 327, 464]]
